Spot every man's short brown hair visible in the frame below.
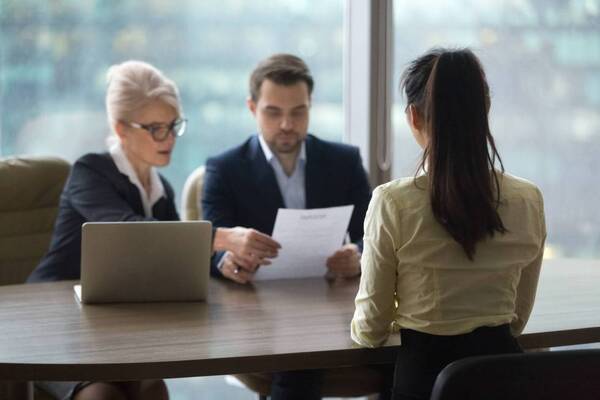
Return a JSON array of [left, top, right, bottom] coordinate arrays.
[[249, 53, 314, 101]]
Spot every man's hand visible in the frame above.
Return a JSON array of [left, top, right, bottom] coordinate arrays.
[[220, 251, 256, 284], [326, 243, 361, 278], [214, 227, 280, 269]]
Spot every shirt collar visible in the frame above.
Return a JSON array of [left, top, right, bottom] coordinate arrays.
[[109, 142, 165, 216], [258, 133, 306, 164]]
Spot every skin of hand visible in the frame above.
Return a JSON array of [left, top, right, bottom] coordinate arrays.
[[325, 243, 361, 278], [220, 251, 256, 284], [214, 227, 280, 269]]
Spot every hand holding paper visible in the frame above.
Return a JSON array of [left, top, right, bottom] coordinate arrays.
[[254, 205, 354, 280], [326, 243, 361, 278]]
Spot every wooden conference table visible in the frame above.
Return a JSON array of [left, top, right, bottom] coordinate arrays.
[[0, 259, 599, 392]]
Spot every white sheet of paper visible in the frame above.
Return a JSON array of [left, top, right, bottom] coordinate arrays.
[[254, 205, 354, 280]]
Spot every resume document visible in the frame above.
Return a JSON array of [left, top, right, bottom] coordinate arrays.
[[254, 205, 354, 280]]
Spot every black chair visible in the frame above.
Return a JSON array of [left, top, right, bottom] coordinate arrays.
[[430, 349, 600, 400]]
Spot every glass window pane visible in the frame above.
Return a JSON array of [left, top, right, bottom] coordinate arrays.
[[393, 0, 600, 258], [0, 0, 344, 201]]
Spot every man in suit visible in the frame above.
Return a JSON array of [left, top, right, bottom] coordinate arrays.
[[202, 54, 372, 400], [203, 53, 371, 285]]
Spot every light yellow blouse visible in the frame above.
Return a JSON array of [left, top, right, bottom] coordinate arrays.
[[351, 173, 546, 348]]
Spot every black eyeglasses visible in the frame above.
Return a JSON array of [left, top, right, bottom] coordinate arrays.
[[124, 118, 187, 142]]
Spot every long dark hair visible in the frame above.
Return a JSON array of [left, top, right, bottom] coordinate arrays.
[[401, 48, 506, 260]]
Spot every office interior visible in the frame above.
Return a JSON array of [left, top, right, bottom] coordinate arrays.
[[1, 1, 599, 399]]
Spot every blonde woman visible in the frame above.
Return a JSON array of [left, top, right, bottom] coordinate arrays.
[[28, 61, 279, 399]]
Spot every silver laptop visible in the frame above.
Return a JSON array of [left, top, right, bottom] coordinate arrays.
[[75, 221, 212, 304]]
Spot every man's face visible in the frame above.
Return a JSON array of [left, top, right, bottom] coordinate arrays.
[[248, 79, 310, 156]]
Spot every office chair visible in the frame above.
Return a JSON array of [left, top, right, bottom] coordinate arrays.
[[430, 349, 600, 400], [0, 155, 70, 400], [0, 155, 70, 285], [181, 166, 389, 399], [181, 165, 205, 221]]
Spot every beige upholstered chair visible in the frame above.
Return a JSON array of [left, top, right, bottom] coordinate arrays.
[[0, 156, 70, 285], [181, 165, 388, 399], [181, 165, 205, 221], [0, 155, 70, 400]]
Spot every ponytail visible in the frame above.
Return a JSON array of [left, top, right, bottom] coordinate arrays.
[[401, 48, 506, 260]]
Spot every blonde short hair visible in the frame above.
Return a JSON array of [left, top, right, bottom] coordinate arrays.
[[105, 60, 182, 132]]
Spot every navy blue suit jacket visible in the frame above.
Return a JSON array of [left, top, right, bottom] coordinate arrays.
[[202, 134, 371, 276], [27, 152, 179, 282]]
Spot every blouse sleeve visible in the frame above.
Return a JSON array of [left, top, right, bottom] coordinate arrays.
[[351, 185, 400, 347], [510, 187, 547, 336]]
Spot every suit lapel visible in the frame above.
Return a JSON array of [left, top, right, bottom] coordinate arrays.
[[247, 135, 285, 209], [105, 153, 146, 216]]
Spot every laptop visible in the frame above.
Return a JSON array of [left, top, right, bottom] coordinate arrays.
[[74, 221, 212, 304]]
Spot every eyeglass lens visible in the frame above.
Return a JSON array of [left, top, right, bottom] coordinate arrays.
[[151, 119, 186, 141]]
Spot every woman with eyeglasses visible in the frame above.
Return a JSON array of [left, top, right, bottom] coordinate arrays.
[[351, 48, 546, 400], [27, 61, 279, 400]]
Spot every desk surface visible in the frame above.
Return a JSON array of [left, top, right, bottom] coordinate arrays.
[[0, 258, 599, 381]]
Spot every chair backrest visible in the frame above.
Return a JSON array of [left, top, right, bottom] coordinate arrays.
[[0, 156, 70, 285], [430, 349, 600, 400], [181, 165, 205, 221]]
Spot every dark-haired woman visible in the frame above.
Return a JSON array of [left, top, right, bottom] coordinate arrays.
[[351, 48, 546, 400]]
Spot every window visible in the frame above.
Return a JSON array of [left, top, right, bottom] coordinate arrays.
[[393, 0, 600, 258], [0, 0, 344, 201]]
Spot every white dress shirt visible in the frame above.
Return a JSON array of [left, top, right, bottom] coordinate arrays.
[[109, 142, 165, 218], [258, 134, 306, 209]]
